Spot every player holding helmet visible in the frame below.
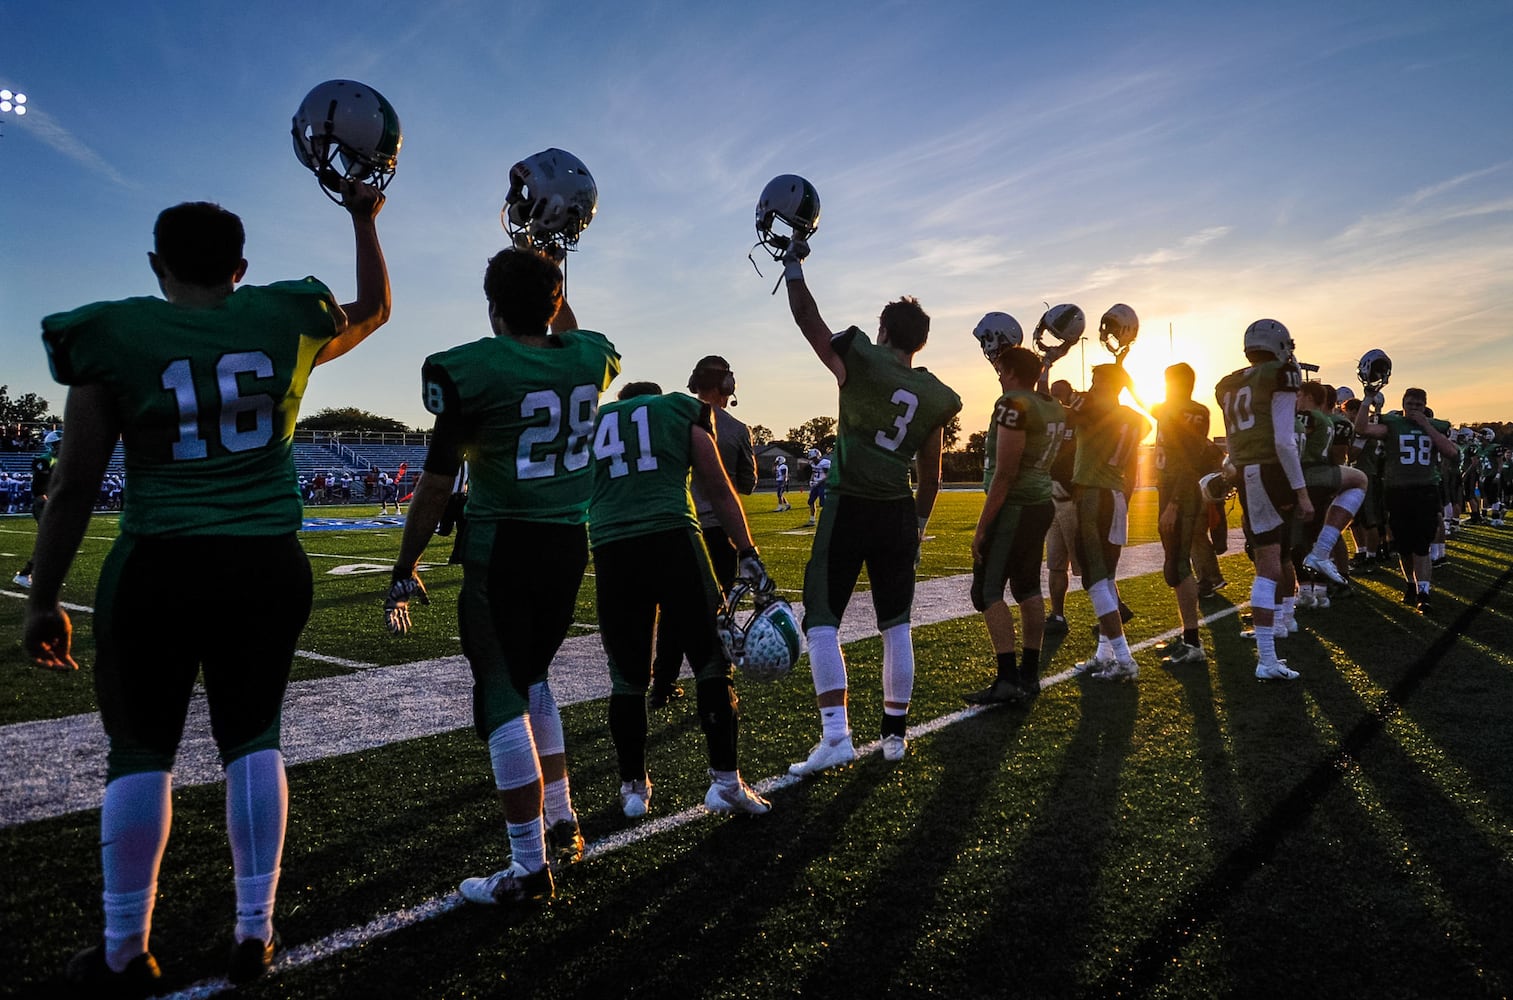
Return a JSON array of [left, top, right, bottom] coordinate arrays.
[[1351, 387, 1459, 611], [961, 325, 1066, 704], [383, 246, 620, 910], [1215, 319, 1309, 680], [27, 171, 391, 991], [771, 186, 961, 770]]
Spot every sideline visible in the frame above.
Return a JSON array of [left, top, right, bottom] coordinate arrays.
[[156, 605, 1250, 1000]]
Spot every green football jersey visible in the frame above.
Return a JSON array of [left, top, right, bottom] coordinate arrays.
[[1331, 414, 1355, 460], [422, 329, 621, 524], [588, 392, 708, 547], [830, 328, 963, 500], [982, 389, 1065, 505], [41, 280, 339, 536], [1152, 398, 1211, 488], [1378, 412, 1441, 488], [1298, 409, 1335, 468], [1069, 392, 1150, 492], [1214, 359, 1302, 466]]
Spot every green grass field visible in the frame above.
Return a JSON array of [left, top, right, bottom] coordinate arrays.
[[3, 492, 1512, 999]]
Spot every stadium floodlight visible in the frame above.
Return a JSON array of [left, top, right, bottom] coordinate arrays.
[[0, 89, 26, 115]]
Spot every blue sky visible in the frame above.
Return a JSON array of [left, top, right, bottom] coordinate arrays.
[[3, 1, 1511, 440]]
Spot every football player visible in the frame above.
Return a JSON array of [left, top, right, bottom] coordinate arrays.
[[11, 428, 60, 588], [24, 185, 391, 990], [590, 382, 774, 818], [649, 356, 757, 708], [962, 340, 1065, 703], [1152, 364, 1214, 665], [1215, 320, 1311, 680], [804, 447, 831, 526], [1068, 364, 1152, 679], [384, 248, 620, 908], [1291, 381, 1367, 605], [1042, 379, 1081, 634], [774, 454, 791, 511], [1352, 388, 1459, 611], [780, 239, 962, 771]]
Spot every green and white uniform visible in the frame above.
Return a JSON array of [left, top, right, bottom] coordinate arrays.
[[804, 327, 962, 630], [420, 328, 621, 738], [972, 390, 1063, 610], [1153, 398, 1211, 586], [1215, 359, 1304, 543], [589, 392, 743, 781], [1069, 392, 1150, 585], [1377, 412, 1445, 556], [42, 280, 342, 776]]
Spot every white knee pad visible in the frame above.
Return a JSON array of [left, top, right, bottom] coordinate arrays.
[[805, 625, 848, 696], [1088, 578, 1119, 619], [881, 623, 914, 705], [1251, 576, 1278, 612], [528, 681, 565, 758], [1334, 487, 1365, 518], [486, 716, 542, 791]]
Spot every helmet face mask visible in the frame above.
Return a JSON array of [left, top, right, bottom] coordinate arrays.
[[1243, 319, 1295, 363], [972, 312, 1023, 366], [292, 80, 402, 204], [1357, 348, 1393, 391], [1099, 303, 1139, 359], [1033, 304, 1085, 361], [755, 174, 821, 261], [717, 582, 804, 683], [502, 149, 598, 252]]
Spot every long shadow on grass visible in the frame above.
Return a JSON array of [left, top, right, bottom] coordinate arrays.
[[1085, 556, 1513, 997], [950, 678, 1139, 996]]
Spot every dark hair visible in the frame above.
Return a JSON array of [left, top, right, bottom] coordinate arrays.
[[1343, 398, 1362, 416], [483, 249, 563, 336], [879, 296, 929, 353], [1300, 381, 1328, 407], [688, 355, 734, 395], [1403, 387, 1427, 404], [997, 346, 1041, 387], [153, 202, 245, 287], [618, 381, 662, 400], [1050, 379, 1073, 403], [1165, 363, 1196, 398]]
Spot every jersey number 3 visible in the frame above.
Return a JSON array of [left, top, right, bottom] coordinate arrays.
[[875, 389, 921, 452]]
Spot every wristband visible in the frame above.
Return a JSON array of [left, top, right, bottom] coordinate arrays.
[[738, 546, 760, 561], [917, 516, 929, 535], [783, 260, 805, 283], [391, 565, 414, 585]]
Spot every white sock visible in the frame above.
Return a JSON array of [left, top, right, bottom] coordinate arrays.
[[226, 750, 287, 944], [506, 816, 546, 874], [1255, 624, 1278, 663], [100, 771, 172, 970], [880, 623, 914, 706], [1312, 525, 1343, 561], [1096, 635, 1113, 660], [821, 705, 850, 743], [1418, 580, 1431, 595], [543, 777, 575, 826], [1110, 634, 1132, 661], [806, 626, 848, 696]]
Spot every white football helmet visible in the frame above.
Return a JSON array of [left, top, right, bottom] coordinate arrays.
[[807, 448, 821, 461], [1099, 303, 1139, 357], [1199, 463, 1239, 503], [755, 174, 821, 261], [503, 148, 598, 251], [1033, 304, 1085, 360], [1479, 427, 1496, 443], [972, 312, 1023, 364], [717, 581, 804, 683], [292, 80, 402, 202], [1243, 319, 1294, 362], [1335, 386, 1356, 405], [1357, 349, 1392, 389]]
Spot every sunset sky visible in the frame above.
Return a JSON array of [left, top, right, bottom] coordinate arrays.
[[3, 2, 1510, 442]]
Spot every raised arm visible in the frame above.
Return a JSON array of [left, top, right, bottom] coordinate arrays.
[[315, 180, 391, 366], [781, 246, 847, 385]]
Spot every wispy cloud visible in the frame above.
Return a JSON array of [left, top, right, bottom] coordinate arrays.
[[1335, 161, 1513, 244], [6, 109, 136, 189], [1083, 226, 1233, 290]]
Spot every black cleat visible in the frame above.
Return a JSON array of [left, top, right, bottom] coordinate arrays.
[[65, 944, 162, 998], [546, 815, 585, 867], [1417, 595, 1434, 615], [1043, 614, 1069, 635], [963, 678, 1028, 705], [229, 931, 280, 984]]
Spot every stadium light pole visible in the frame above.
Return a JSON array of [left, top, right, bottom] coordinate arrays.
[[0, 88, 28, 139]]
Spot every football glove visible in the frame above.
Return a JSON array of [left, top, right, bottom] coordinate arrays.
[[384, 568, 429, 635], [737, 548, 775, 606]]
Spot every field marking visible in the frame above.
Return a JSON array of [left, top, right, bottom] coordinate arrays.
[[154, 600, 1255, 1000]]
